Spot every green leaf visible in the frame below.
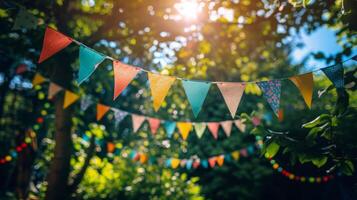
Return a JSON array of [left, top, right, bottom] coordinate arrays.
[[302, 114, 330, 128], [266, 142, 280, 158], [340, 160, 354, 176], [312, 156, 328, 168]]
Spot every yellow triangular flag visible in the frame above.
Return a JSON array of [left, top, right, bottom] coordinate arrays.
[[171, 158, 181, 169], [177, 122, 192, 140], [97, 103, 110, 121], [231, 151, 240, 160], [148, 73, 176, 111], [289, 73, 314, 109], [63, 90, 79, 109], [32, 73, 46, 86]]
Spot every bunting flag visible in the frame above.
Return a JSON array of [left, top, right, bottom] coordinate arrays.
[[322, 64, 344, 89], [13, 8, 38, 30], [112, 108, 128, 124], [257, 80, 281, 115], [164, 121, 176, 138], [140, 154, 148, 164], [107, 142, 115, 153], [32, 73, 46, 86], [186, 159, 193, 170], [182, 80, 211, 117], [231, 151, 240, 160], [208, 157, 216, 168], [177, 122, 192, 140], [97, 103, 110, 121], [193, 160, 200, 169], [289, 73, 314, 109], [38, 27, 73, 63], [80, 96, 93, 111], [113, 61, 140, 100], [217, 82, 246, 118], [216, 155, 225, 166], [77, 46, 106, 84], [48, 82, 63, 99], [16, 64, 28, 74], [132, 114, 146, 133], [207, 122, 220, 139], [171, 158, 181, 169], [201, 160, 209, 168], [63, 90, 80, 108], [240, 149, 248, 157], [148, 73, 176, 111], [194, 123, 206, 138], [220, 121, 233, 137], [148, 118, 161, 135]]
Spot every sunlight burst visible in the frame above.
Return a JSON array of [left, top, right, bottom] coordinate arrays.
[[174, 0, 202, 20]]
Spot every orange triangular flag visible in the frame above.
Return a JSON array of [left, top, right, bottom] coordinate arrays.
[[32, 73, 46, 86], [207, 122, 220, 139], [107, 142, 115, 153], [113, 61, 139, 100], [97, 103, 110, 121], [208, 157, 216, 168], [220, 121, 232, 137], [140, 154, 148, 164], [48, 82, 63, 99], [132, 114, 146, 133], [177, 122, 192, 140], [148, 73, 176, 111], [216, 155, 224, 166], [289, 73, 314, 109], [171, 158, 181, 169], [63, 90, 79, 109], [148, 118, 161, 135], [38, 27, 73, 63], [217, 82, 246, 118]]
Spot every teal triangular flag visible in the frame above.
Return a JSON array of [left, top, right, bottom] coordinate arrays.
[[78, 45, 105, 84], [182, 80, 211, 117], [164, 121, 176, 138], [322, 64, 344, 89]]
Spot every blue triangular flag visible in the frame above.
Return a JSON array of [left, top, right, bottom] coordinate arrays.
[[201, 159, 209, 168], [182, 80, 211, 117], [186, 159, 193, 170], [78, 45, 106, 84], [164, 121, 176, 138], [257, 80, 281, 115], [322, 64, 344, 89], [165, 159, 172, 167]]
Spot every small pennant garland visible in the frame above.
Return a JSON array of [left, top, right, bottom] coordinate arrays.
[[207, 122, 220, 139], [80, 96, 93, 111], [148, 118, 161, 135], [217, 82, 246, 118], [177, 122, 192, 140], [32, 73, 46, 86], [194, 123, 206, 138], [220, 121, 233, 137], [48, 82, 63, 99], [164, 121, 176, 138], [132, 114, 146, 133]]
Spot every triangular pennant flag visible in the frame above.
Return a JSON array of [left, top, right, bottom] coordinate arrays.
[[132, 114, 146, 133], [182, 80, 211, 117], [164, 121, 176, 138], [216, 155, 225, 166], [63, 90, 79, 109], [208, 157, 216, 168], [165, 159, 172, 167], [180, 159, 187, 168], [186, 159, 193, 170], [107, 142, 115, 153], [257, 80, 281, 115], [80, 96, 93, 111], [177, 122, 192, 140], [78, 45, 106, 84], [207, 122, 220, 140], [171, 158, 180, 169], [322, 64, 344, 89], [140, 154, 148, 164], [289, 73, 314, 109], [194, 123, 206, 138], [32, 73, 46, 86], [148, 118, 161, 135], [234, 120, 246, 133], [231, 151, 240, 160], [112, 108, 128, 125], [192, 160, 200, 169], [113, 61, 140, 100], [220, 121, 232, 137], [48, 82, 63, 99], [201, 160, 209, 168], [217, 82, 246, 118], [240, 149, 248, 157], [97, 103, 110, 121], [148, 73, 176, 111], [38, 27, 73, 63], [16, 64, 28, 74]]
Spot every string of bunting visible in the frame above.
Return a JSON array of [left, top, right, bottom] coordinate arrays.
[[37, 27, 356, 118], [32, 73, 248, 141]]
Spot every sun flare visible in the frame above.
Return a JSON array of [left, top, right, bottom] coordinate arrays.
[[174, 0, 202, 20]]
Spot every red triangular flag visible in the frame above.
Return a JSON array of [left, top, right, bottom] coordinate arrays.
[[148, 118, 161, 135], [207, 122, 220, 140], [208, 157, 216, 168], [97, 103, 110, 121], [38, 27, 73, 63], [113, 61, 140, 100]]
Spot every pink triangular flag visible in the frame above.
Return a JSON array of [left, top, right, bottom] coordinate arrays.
[[132, 114, 146, 133], [234, 119, 246, 133], [220, 121, 232, 137], [207, 122, 220, 140], [217, 82, 246, 118], [208, 157, 216, 168], [48, 82, 63, 99], [113, 61, 140, 100], [148, 118, 161, 135]]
